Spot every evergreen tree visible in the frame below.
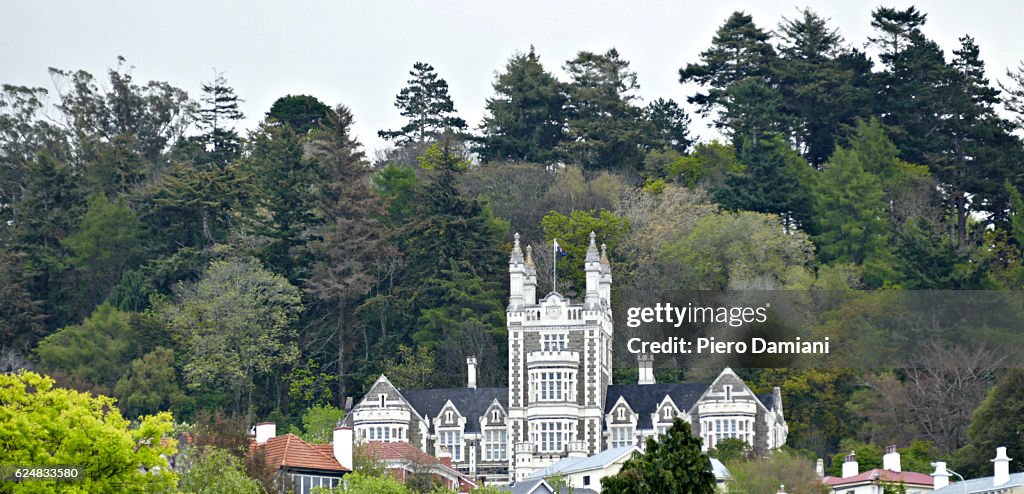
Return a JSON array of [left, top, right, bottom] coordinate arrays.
[[716, 134, 813, 230], [266, 94, 331, 134], [812, 144, 896, 285], [477, 47, 567, 164], [561, 48, 648, 171], [304, 105, 385, 402], [679, 11, 776, 123], [379, 62, 467, 144], [602, 418, 716, 494], [642, 98, 693, 153], [956, 368, 1024, 477], [774, 8, 873, 165], [195, 72, 245, 167]]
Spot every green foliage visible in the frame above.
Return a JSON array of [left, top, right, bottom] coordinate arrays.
[[956, 368, 1024, 477], [726, 449, 829, 494], [477, 47, 567, 164], [319, 472, 411, 493], [602, 418, 716, 494], [36, 303, 137, 394], [708, 437, 753, 464], [62, 193, 147, 312], [716, 134, 813, 230], [288, 359, 338, 410], [658, 211, 814, 290], [114, 346, 190, 419], [267, 94, 331, 134], [561, 49, 648, 171], [379, 62, 467, 144], [178, 446, 262, 494], [541, 209, 629, 294], [158, 257, 302, 418], [0, 370, 177, 493], [296, 404, 346, 444]]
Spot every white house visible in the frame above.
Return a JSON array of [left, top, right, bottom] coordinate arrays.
[[930, 447, 1024, 494], [823, 447, 934, 494]]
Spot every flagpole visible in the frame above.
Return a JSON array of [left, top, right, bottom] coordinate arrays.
[[552, 239, 557, 294]]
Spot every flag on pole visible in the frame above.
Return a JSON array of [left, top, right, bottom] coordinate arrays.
[[554, 240, 568, 257]]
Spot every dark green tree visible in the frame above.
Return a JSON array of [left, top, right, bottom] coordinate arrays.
[[113, 346, 190, 419], [266, 94, 331, 134], [304, 105, 385, 402], [561, 49, 648, 171], [716, 134, 813, 230], [956, 368, 1024, 477], [602, 418, 716, 494], [679, 11, 776, 123], [477, 47, 567, 164], [774, 9, 873, 165], [193, 71, 245, 167], [642, 98, 692, 153], [379, 62, 467, 144]]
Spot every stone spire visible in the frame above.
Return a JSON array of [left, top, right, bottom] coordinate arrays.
[[600, 243, 610, 274], [525, 245, 535, 269], [510, 232, 524, 263], [585, 231, 600, 263]]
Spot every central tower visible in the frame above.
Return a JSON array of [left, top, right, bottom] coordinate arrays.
[[506, 232, 614, 480]]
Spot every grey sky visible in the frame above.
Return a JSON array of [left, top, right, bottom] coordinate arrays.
[[3, 1, 1021, 155]]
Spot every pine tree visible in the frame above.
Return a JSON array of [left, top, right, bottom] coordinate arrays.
[[716, 134, 813, 231], [379, 62, 467, 144], [642, 98, 693, 153], [477, 47, 567, 164], [304, 105, 384, 403], [561, 49, 648, 171], [196, 71, 245, 167], [602, 418, 716, 494], [679, 11, 776, 122]]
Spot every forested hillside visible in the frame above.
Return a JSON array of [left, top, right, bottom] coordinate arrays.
[[4, 6, 1024, 479]]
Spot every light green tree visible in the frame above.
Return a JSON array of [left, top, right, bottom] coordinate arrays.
[[178, 446, 261, 494], [0, 370, 177, 493], [158, 257, 302, 419]]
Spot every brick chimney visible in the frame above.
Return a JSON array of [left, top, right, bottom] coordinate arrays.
[[931, 461, 950, 489], [842, 452, 859, 478], [255, 422, 276, 444], [993, 446, 1012, 486], [438, 447, 453, 467], [883, 445, 901, 472]]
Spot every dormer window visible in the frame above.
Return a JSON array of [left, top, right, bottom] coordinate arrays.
[[663, 407, 672, 419], [725, 385, 733, 402], [379, 394, 386, 407], [492, 410, 500, 422], [446, 410, 453, 423], [617, 407, 625, 420]]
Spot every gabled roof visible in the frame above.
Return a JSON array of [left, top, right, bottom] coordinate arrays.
[[930, 473, 1024, 494], [362, 441, 446, 466], [254, 434, 348, 473], [522, 446, 639, 480], [507, 478, 598, 494], [605, 383, 708, 429], [824, 469, 933, 487], [401, 387, 508, 433]]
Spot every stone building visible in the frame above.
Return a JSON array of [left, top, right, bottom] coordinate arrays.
[[348, 233, 787, 483]]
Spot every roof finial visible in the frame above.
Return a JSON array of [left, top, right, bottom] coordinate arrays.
[[510, 232, 524, 263], [585, 231, 600, 263], [525, 245, 535, 268], [600, 243, 609, 264]]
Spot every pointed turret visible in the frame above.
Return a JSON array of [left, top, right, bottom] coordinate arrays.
[[524, 244, 537, 305], [585, 231, 601, 308], [598, 243, 612, 305], [509, 233, 526, 309]]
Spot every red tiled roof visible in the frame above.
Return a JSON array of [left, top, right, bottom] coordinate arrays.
[[253, 434, 349, 473], [824, 469, 933, 486]]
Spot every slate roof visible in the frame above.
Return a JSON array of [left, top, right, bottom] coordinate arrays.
[[604, 383, 709, 429], [759, 393, 776, 410], [505, 478, 599, 494], [253, 434, 348, 473], [401, 387, 508, 433], [930, 473, 1024, 494]]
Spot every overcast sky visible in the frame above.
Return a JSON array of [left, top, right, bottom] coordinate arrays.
[[3, 1, 1022, 155]]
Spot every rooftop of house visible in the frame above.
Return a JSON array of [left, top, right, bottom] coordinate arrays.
[[251, 434, 348, 474], [823, 468, 934, 487], [930, 473, 1024, 494]]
